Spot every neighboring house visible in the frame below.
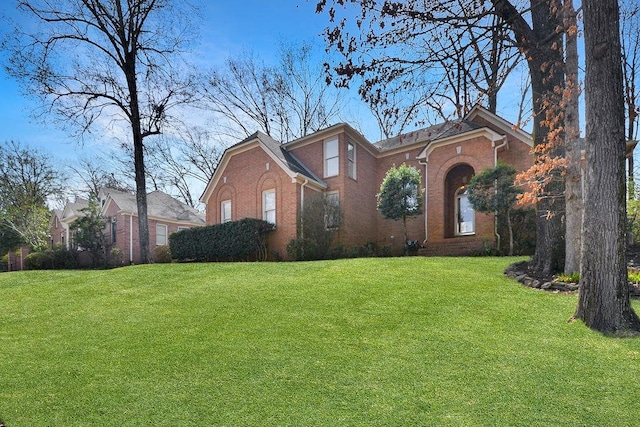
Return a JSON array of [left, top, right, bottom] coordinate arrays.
[[200, 105, 533, 259], [50, 198, 89, 249], [52, 188, 205, 265]]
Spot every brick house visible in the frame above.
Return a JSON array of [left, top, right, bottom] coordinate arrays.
[[200, 105, 533, 259], [53, 188, 205, 265]]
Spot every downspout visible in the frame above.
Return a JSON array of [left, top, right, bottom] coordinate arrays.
[[129, 213, 134, 264], [493, 136, 508, 250], [300, 179, 309, 239], [418, 158, 428, 245]]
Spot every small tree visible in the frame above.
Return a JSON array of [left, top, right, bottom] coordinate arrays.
[[70, 200, 107, 267], [376, 164, 424, 255], [288, 192, 343, 261], [467, 162, 521, 256]]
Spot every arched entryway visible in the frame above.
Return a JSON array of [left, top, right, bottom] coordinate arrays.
[[444, 164, 475, 238]]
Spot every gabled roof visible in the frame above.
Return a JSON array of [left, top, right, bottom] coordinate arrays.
[[60, 197, 89, 224], [200, 131, 327, 204], [100, 187, 205, 225], [256, 131, 326, 185]]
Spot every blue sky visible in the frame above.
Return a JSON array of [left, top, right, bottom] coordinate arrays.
[[0, 0, 537, 181], [0, 1, 350, 160]]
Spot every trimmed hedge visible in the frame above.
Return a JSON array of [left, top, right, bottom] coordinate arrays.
[[169, 218, 274, 262], [24, 245, 77, 270]]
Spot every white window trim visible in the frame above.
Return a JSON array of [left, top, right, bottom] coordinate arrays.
[[263, 189, 276, 225], [324, 137, 339, 178], [455, 188, 475, 236], [221, 199, 232, 223], [156, 224, 168, 246], [347, 141, 356, 180]]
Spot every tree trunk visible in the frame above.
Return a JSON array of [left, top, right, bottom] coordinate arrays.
[[125, 53, 151, 264], [492, 0, 566, 276], [575, 0, 640, 335], [564, 0, 583, 274], [528, 58, 566, 276]]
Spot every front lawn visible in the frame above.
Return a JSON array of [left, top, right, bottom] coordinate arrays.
[[1, 257, 639, 426]]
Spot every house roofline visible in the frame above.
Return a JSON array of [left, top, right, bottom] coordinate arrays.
[[283, 123, 377, 155], [417, 127, 506, 161], [465, 104, 532, 147], [200, 135, 327, 204]]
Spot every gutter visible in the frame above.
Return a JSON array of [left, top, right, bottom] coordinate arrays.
[[129, 214, 134, 264], [300, 179, 309, 239], [419, 158, 428, 245]]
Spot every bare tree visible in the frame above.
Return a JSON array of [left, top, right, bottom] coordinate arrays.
[[68, 157, 133, 198], [574, 0, 640, 335], [319, 1, 521, 132], [5, 0, 199, 263], [113, 127, 223, 208], [201, 42, 346, 143]]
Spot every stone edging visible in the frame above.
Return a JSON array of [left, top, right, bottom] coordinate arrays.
[[504, 261, 640, 298]]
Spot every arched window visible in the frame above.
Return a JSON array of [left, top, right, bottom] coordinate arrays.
[[444, 164, 475, 238], [455, 186, 475, 235]]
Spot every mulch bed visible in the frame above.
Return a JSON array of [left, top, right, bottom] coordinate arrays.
[[505, 245, 640, 299]]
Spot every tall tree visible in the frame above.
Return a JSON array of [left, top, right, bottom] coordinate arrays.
[[318, 0, 566, 275], [620, 0, 640, 199], [201, 42, 346, 143], [563, 0, 583, 275], [574, 0, 640, 335], [0, 141, 66, 251], [5, 0, 198, 263], [68, 157, 133, 199], [318, 0, 521, 134]]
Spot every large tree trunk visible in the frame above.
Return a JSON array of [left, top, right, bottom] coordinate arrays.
[[575, 0, 640, 334], [492, 0, 566, 276], [125, 54, 151, 265], [564, 0, 583, 274], [527, 58, 566, 276]]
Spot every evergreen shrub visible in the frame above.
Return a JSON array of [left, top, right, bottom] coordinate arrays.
[[169, 218, 274, 262]]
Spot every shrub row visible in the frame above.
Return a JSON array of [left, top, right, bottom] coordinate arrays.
[[24, 245, 77, 270], [170, 218, 274, 262]]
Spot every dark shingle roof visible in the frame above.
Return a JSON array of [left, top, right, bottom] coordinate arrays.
[[373, 119, 484, 152], [252, 131, 326, 186]]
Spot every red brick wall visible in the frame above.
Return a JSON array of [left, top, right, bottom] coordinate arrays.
[[206, 145, 300, 260], [49, 215, 65, 247], [423, 136, 497, 254], [205, 124, 533, 258], [375, 147, 426, 254]]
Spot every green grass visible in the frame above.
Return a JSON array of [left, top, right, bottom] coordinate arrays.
[[2, 257, 640, 426]]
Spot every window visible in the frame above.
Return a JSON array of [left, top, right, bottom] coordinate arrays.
[[177, 226, 189, 232], [324, 192, 340, 229], [263, 190, 276, 224], [324, 137, 339, 177], [347, 142, 356, 179], [455, 187, 475, 235], [156, 224, 168, 246], [111, 217, 117, 243], [221, 200, 232, 223]]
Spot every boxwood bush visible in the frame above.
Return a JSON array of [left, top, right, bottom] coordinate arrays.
[[169, 218, 274, 262]]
